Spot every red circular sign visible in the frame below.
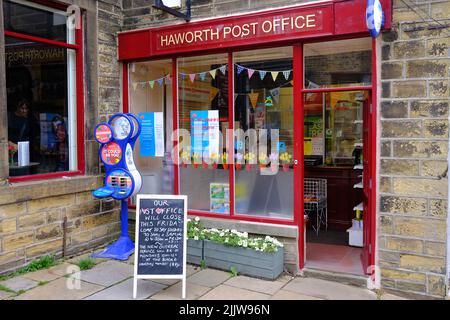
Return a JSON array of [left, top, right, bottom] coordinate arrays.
[[101, 142, 122, 165], [95, 124, 112, 144]]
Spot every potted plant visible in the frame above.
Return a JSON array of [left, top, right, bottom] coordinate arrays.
[[280, 152, 292, 172], [235, 153, 244, 170], [269, 152, 279, 172], [8, 144, 17, 166], [180, 150, 190, 168], [187, 217, 284, 280], [192, 152, 201, 168], [221, 152, 229, 169], [258, 152, 268, 169], [210, 152, 220, 169], [244, 152, 255, 171]]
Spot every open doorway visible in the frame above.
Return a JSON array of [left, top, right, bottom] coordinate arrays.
[[301, 38, 374, 276]]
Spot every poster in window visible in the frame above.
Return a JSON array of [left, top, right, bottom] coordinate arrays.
[[190, 110, 219, 159], [210, 183, 230, 214]]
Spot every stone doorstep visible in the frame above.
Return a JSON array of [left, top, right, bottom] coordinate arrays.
[[302, 268, 369, 288]]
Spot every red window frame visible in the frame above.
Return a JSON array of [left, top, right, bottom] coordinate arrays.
[[4, 0, 85, 183]]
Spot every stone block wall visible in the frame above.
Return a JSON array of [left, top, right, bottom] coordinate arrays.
[[378, 0, 449, 298]]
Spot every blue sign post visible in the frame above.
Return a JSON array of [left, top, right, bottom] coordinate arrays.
[[91, 113, 142, 260], [366, 0, 385, 38]]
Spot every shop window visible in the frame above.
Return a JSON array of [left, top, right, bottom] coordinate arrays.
[[3, 0, 68, 43], [304, 38, 372, 88], [129, 60, 174, 203], [233, 47, 294, 219], [178, 54, 230, 213], [4, 1, 80, 179]]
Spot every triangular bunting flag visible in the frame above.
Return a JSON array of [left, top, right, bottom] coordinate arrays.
[[270, 87, 280, 103], [259, 71, 267, 80], [140, 82, 146, 89], [247, 69, 255, 78], [248, 92, 259, 108], [209, 87, 220, 102], [209, 69, 217, 79], [157, 78, 164, 86], [199, 72, 206, 81], [237, 65, 245, 75], [132, 82, 138, 91], [180, 73, 186, 80], [283, 70, 291, 80], [165, 74, 172, 84], [271, 71, 279, 82], [219, 65, 227, 74], [149, 80, 155, 89], [189, 73, 196, 83]]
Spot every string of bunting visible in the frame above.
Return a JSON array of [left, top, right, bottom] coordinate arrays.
[[235, 64, 292, 82], [132, 74, 171, 91], [179, 64, 228, 82], [234, 80, 294, 108]]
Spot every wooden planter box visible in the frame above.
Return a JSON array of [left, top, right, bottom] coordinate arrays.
[[187, 238, 204, 265], [204, 240, 284, 280]]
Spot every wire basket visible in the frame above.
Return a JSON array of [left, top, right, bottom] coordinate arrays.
[[304, 178, 327, 208]]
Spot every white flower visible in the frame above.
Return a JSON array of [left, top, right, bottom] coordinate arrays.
[[194, 236, 199, 241], [187, 218, 191, 223], [231, 229, 237, 234], [194, 216, 200, 222], [243, 232, 248, 238], [220, 232, 225, 237], [243, 240, 248, 248]]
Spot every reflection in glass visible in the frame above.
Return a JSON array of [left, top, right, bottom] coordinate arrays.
[[234, 47, 294, 219], [304, 38, 372, 88], [178, 54, 230, 213]]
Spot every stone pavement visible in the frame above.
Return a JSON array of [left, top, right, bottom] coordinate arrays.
[[0, 251, 407, 301]]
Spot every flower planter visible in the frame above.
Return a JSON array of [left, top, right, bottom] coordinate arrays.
[[187, 238, 204, 265], [282, 164, 289, 172], [245, 164, 252, 171], [202, 162, 209, 169], [203, 240, 284, 280], [235, 163, 242, 170], [222, 163, 228, 170]]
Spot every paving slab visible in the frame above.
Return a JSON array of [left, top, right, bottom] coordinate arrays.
[[270, 289, 322, 300], [151, 281, 210, 300], [80, 260, 134, 287], [0, 290, 14, 300], [187, 264, 201, 276], [14, 278, 104, 300], [283, 277, 377, 300], [151, 278, 180, 286], [187, 269, 231, 288], [22, 263, 76, 282], [381, 293, 408, 300], [224, 275, 285, 295], [0, 276, 38, 292], [199, 284, 270, 300], [85, 278, 166, 300], [66, 252, 108, 266]]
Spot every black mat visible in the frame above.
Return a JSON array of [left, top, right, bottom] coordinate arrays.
[[306, 228, 348, 246]]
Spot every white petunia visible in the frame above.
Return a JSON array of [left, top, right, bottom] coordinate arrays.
[[194, 216, 200, 222]]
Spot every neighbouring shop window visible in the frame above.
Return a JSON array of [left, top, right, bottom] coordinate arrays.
[[304, 38, 372, 88], [129, 60, 174, 204], [233, 47, 294, 219], [4, 1, 78, 178], [178, 54, 230, 213]]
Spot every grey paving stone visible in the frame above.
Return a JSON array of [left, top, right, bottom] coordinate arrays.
[[85, 278, 166, 300], [80, 260, 134, 287], [199, 284, 270, 300], [0, 276, 38, 292], [270, 289, 322, 300], [224, 275, 285, 295], [14, 278, 104, 300], [151, 281, 210, 300], [283, 277, 377, 300], [187, 269, 231, 288], [22, 263, 76, 282], [0, 290, 14, 300]]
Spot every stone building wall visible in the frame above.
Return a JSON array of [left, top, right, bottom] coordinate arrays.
[[0, 0, 123, 274], [378, 0, 449, 298]]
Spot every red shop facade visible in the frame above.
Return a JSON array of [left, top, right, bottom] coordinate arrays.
[[118, 0, 393, 277]]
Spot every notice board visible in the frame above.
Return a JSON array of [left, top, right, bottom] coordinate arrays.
[[133, 194, 187, 299]]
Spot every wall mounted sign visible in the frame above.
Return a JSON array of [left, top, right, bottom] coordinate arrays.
[[366, 0, 385, 38], [133, 195, 187, 299], [138, 112, 165, 157]]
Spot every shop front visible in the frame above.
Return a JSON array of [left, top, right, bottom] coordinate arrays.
[[118, 0, 392, 277]]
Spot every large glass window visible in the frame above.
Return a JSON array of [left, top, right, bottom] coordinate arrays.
[[4, 1, 78, 178], [304, 38, 372, 88], [234, 47, 294, 219], [129, 60, 174, 203], [178, 54, 230, 213]]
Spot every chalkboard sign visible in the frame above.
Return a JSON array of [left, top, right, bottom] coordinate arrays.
[[133, 195, 187, 299]]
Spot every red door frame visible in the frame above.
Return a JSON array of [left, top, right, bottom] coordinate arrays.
[[120, 7, 382, 273], [4, 2, 86, 183]]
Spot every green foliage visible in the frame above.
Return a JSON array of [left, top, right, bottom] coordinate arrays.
[[38, 281, 49, 286], [0, 255, 57, 282], [187, 217, 284, 253], [230, 266, 238, 277], [200, 259, 207, 270], [77, 258, 96, 271], [0, 284, 15, 293]]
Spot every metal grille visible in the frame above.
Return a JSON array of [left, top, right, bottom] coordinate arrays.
[[304, 178, 327, 235]]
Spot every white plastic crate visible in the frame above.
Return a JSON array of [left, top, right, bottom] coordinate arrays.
[[347, 227, 363, 247], [352, 219, 363, 230]]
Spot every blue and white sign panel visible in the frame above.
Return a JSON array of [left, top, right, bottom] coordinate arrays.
[[190, 110, 219, 158], [366, 0, 385, 38], [138, 112, 165, 157]]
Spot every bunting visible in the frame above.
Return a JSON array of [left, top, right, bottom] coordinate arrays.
[[283, 70, 291, 80], [234, 64, 292, 83], [219, 65, 227, 75], [131, 74, 171, 90], [237, 65, 245, 75], [248, 92, 259, 108], [189, 73, 196, 83], [271, 71, 278, 82], [247, 69, 255, 78], [199, 72, 207, 81], [259, 71, 267, 80], [209, 69, 217, 79], [149, 80, 155, 89]]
